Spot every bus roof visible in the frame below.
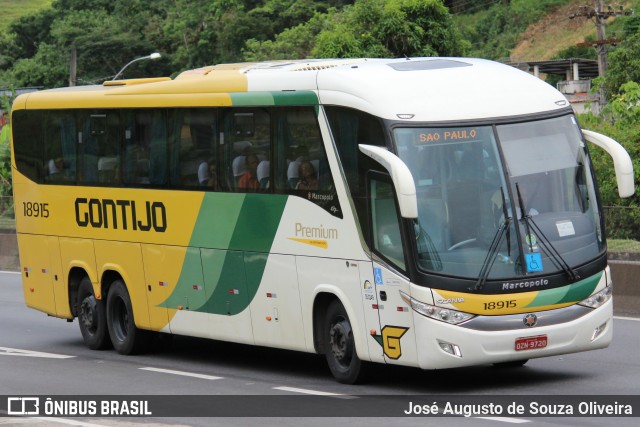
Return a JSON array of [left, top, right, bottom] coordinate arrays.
[[14, 57, 569, 122]]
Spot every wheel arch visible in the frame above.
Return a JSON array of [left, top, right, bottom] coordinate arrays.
[[312, 289, 368, 360], [100, 269, 124, 303], [68, 267, 89, 317]]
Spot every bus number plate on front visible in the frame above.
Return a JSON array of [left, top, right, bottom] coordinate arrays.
[[515, 335, 547, 351]]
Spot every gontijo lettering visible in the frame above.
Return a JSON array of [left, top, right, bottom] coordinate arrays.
[[75, 198, 167, 232]]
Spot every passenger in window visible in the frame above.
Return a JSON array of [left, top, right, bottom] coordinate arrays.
[[48, 157, 65, 175], [48, 157, 71, 180], [295, 160, 318, 191], [287, 145, 309, 189], [237, 153, 260, 190], [198, 158, 219, 189], [257, 160, 270, 189]]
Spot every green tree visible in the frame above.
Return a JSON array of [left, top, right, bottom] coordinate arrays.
[[578, 109, 640, 239], [0, 92, 13, 220], [244, 13, 329, 60], [313, 0, 467, 58], [600, 33, 640, 99]]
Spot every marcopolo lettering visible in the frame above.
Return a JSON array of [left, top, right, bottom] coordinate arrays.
[[502, 279, 549, 290], [75, 198, 167, 232]]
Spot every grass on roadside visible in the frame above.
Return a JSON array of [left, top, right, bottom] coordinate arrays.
[[608, 239, 640, 253], [0, 217, 14, 229]]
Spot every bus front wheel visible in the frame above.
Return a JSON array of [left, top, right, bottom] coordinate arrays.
[[77, 277, 110, 350], [323, 300, 364, 384], [106, 280, 149, 355]]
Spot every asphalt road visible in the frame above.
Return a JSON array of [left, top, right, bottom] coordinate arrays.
[[0, 271, 638, 426]]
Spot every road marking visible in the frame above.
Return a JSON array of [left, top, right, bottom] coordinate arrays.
[[31, 417, 110, 427], [273, 386, 357, 399], [0, 347, 74, 359], [0, 412, 107, 427], [478, 416, 530, 424], [139, 367, 222, 380]]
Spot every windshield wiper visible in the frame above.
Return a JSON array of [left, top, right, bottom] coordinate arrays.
[[470, 187, 512, 292], [515, 183, 580, 282], [414, 219, 443, 271]]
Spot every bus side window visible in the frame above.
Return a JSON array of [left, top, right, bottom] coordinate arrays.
[[44, 111, 77, 184], [275, 107, 335, 193], [76, 111, 120, 185], [123, 110, 167, 186], [370, 177, 405, 270], [223, 108, 271, 192], [168, 108, 217, 189], [12, 110, 45, 183]]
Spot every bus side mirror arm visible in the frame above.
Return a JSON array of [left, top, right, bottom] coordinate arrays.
[[358, 144, 418, 218], [582, 129, 635, 198]]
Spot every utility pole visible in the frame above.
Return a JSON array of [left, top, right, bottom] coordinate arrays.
[[594, 0, 608, 76], [569, 1, 631, 104], [570, 1, 631, 76]]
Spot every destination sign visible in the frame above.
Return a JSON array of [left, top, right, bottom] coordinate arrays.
[[418, 128, 480, 144]]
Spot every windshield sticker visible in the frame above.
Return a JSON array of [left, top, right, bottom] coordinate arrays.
[[525, 253, 544, 272], [525, 234, 538, 248], [374, 267, 383, 285], [556, 220, 576, 237]]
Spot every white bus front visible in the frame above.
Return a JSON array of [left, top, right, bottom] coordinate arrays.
[[360, 113, 632, 370]]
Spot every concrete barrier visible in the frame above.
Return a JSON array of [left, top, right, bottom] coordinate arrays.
[[0, 231, 18, 272], [0, 232, 637, 316], [608, 260, 640, 317]]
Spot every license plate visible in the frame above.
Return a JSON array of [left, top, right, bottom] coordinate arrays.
[[515, 335, 547, 351]]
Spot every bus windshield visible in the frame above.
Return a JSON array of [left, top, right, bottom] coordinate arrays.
[[393, 115, 604, 282]]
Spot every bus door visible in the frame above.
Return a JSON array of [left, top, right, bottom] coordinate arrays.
[[368, 175, 418, 366]]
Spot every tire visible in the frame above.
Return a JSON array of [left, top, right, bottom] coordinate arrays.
[[77, 277, 111, 350], [106, 279, 149, 355], [493, 359, 529, 368], [323, 300, 365, 384]]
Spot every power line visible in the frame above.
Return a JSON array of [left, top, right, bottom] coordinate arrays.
[[568, 1, 632, 79], [449, 0, 502, 15]]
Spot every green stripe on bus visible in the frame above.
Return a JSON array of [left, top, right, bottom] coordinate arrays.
[[161, 193, 288, 315], [230, 91, 318, 106], [525, 272, 601, 308], [230, 92, 275, 106], [272, 91, 318, 106], [189, 193, 245, 248]]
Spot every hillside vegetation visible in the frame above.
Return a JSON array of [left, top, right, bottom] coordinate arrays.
[[453, 0, 639, 62], [0, 0, 51, 31], [0, 0, 637, 234]]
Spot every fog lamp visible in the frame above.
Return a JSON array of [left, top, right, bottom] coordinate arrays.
[[437, 340, 462, 358]]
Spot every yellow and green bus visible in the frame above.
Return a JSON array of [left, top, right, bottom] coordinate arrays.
[[11, 58, 634, 383]]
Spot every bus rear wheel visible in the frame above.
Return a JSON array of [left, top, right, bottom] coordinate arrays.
[[77, 277, 110, 350], [106, 280, 149, 355], [323, 300, 364, 384]]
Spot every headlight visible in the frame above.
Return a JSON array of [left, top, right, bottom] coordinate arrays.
[[578, 285, 612, 309], [400, 291, 475, 325]]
